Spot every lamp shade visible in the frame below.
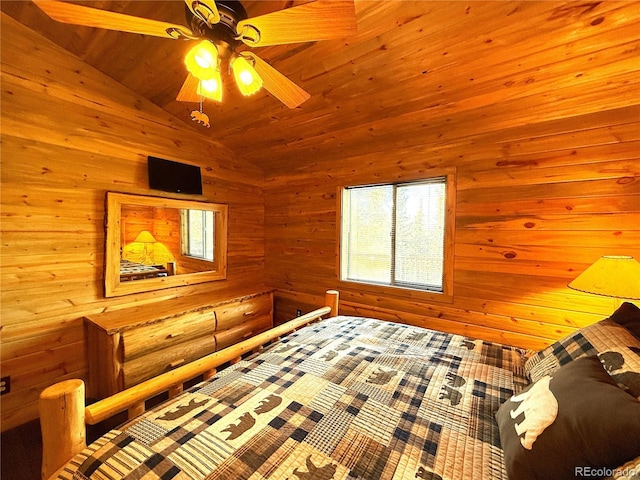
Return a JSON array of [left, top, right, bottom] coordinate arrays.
[[197, 73, 223, 102], [231, 55, 263, 96], [185, 40, 218, 80], [568, 256, 640, 299], [133, 230, 156, 244]]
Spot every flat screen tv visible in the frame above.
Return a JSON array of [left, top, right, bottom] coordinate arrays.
[[147, 156, 203, 195]]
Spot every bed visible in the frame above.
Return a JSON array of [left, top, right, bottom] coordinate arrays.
[[40, 291, 640, 480], [119, 259, 169, 282]]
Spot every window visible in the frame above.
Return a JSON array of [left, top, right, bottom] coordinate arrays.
[[340, 175, 453, 296], [181, 209, 215, 261]]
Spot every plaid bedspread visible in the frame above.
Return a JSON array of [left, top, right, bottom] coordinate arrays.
[[54, 316, 529, 480]]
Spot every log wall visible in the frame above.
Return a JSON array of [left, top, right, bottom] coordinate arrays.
[[264, 3, 640, 349], [266, 109, 640, 349], [0, 14, 266, 431], [2, 2, 640, 432]]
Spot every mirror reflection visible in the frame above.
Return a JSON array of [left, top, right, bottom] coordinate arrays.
[[120, 206, 215, 282], [105, 192, 228, 297]]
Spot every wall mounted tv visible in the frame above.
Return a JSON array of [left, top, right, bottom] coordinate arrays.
[[147, 156, 203, 195]]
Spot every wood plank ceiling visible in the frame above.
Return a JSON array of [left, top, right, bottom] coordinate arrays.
[[3, 1, 639, 173]]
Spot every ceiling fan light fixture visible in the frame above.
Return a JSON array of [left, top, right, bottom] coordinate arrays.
[[197, 73, 223, 102], [33, 0, 355, 110], [231, 55, 262, 96], [185, 40, 219, 80]]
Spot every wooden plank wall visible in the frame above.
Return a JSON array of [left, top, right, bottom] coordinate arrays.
[[0, 14, 266, 431], [264, 3, 640, 350], [2, 1, 639, 432], [266, 114, 640, 348]]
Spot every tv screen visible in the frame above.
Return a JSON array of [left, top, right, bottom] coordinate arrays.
[[147, 156, 203, 195]]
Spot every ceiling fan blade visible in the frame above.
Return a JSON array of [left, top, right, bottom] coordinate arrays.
[[245, 53, 310, 109], [236, 0, 357, 47], [183, 0, 220, 27], [176, 74, 202, 103], [33, 0, 196, 39]]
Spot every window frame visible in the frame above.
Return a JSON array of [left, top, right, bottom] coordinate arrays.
[[337, 169, 456, 304]]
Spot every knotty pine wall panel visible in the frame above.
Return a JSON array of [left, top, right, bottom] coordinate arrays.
[[265, 134, 640, 349], [263, 2, 640, 350], [213, 3, 640, 168], [0, 15, 265, 430]]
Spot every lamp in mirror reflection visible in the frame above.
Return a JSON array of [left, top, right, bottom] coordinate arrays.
[[568, 256, 640, 307], [122, 230, 175, 266]]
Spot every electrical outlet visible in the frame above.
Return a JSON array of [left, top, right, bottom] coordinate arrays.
[[0, 376, 10, 395], [296, 309, 302, 317]]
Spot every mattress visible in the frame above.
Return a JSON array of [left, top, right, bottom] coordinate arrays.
[[53, 315, 529, 480]]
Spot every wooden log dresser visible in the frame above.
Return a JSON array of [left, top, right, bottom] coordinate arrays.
[[84, 290, 273, 399]]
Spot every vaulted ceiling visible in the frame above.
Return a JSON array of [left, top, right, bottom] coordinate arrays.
[[3, 1, 637, 173]]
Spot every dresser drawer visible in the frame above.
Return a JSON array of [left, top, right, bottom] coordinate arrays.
[[123, 334, 216, 389], [122, 309, 216, 362], [216, 294, 272, 331], [215, 314, 272, 351], [84, 290, 273, 399]]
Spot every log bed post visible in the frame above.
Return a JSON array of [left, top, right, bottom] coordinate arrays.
[[326, 289, 339, 317], [38, 290, 339, 480], [40, 379, 86, 480]]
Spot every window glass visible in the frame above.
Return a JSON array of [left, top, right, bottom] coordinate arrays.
[[341, 177, 447, 293], [182, 209, 215, 261], [343, 185, 393, 284], [394, 181, 445, 290]]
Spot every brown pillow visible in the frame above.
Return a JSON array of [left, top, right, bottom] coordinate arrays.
[[610, 302, 640, 340], [496, 356, 640, 480]]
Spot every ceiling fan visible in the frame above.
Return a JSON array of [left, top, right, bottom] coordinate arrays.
[[32, 0, 357, 112]]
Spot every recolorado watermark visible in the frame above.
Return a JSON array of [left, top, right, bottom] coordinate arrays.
[[575, 466, 639, 477]]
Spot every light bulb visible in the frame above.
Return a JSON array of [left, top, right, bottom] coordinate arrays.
[[239, 70, 253, 85], [195, 50, 215, 69]]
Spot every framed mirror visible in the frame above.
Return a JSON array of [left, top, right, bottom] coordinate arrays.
[[104, 192, 228, 297]]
